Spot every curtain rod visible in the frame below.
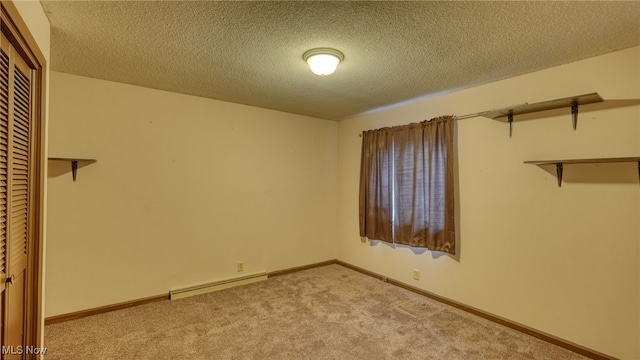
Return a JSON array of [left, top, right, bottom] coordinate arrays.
[[357, 116, 451, 137], [357, 102, 528, 137]]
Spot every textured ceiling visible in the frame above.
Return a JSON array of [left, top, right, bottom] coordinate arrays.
[[41, 1, 640, 121]]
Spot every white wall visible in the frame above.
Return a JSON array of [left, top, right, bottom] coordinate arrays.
[[337, 47, 640, 359], [46, 72, 337, 317]]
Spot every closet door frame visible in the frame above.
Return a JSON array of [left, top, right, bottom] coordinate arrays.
[[1, 0, 46, 352]]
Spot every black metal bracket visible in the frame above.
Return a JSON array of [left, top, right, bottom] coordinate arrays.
[[555, 163, 563, 187], [571, 103, 579, 130], [71, 160, 78, 181], [508, 113, 513, 138]]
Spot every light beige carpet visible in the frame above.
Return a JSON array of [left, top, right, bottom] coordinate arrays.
[[44, 264, 588, 359]]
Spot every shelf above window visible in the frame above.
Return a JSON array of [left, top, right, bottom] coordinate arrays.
[[48, 157, 97, 181], [524, 157, 640, 187], [458, 93, 604, 137], [482, 93, 603, 119]]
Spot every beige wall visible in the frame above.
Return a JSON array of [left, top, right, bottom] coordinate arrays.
[[337, 46, 640, 359], [46, 72, 337, 316], [11, 0, 50, 59], [45, 34, 638, 358]]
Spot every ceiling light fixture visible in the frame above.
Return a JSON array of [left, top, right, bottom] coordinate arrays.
[[303, 48, 344, 76]]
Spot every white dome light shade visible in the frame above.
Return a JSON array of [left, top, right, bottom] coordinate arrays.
[[307, 54, 340, 75], [303, 48, 344, 76]]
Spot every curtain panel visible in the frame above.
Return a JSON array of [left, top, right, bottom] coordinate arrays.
[[359, 116, 456, 254]]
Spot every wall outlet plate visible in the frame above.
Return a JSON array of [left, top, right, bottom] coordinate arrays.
[[237, 262, 244, 272], [413, 269, 420, 280]]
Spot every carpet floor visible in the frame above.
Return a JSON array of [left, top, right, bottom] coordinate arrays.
[[44, 264, 588, 359]]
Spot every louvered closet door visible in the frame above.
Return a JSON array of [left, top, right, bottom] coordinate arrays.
[[1, 31, 33, 358], [9, 36, 30, 277], [0, 33, 9, 299]]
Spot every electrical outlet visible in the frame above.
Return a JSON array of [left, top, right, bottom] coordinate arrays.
[[237, 262, 244, 272], [413, 269, 420, 281]]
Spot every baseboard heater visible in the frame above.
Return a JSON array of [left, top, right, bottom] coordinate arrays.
[[169, 272, 268, 300]]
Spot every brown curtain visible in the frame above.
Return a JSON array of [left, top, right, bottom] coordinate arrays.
[[359, 116, 455, 254], [359, 127, 394, 243]]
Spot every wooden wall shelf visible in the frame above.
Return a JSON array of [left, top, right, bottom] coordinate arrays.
[[524, 157, 640, 187], [457, 93, 604, 137], [48, 158, 97, 181]]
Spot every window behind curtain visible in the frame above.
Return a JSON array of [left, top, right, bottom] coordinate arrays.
[[359, 116, 455, 254]]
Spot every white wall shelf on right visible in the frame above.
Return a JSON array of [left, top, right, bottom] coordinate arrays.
[[524, 157, 640, 187], [459, 93, 604, 137]]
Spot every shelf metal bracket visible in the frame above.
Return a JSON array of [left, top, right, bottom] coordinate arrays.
[[508, 113, 514, 138], [571, 103, 579, 130], [555, 163, 563, 187], [71, 160, 78, 181]]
